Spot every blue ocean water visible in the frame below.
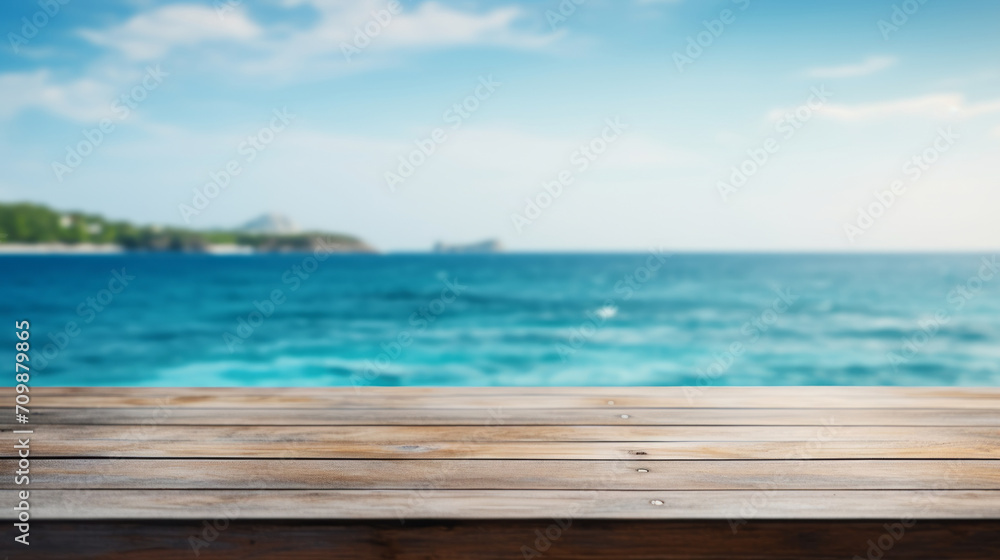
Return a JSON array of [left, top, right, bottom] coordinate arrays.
[[3, 253, 1000, 387]]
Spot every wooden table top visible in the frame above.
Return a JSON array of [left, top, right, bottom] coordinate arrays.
[[3, 386, 999, 521]]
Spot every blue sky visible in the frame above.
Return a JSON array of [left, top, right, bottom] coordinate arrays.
[[1, 0, 999, 250]]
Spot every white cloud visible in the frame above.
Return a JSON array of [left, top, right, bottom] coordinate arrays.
[[0, 71, 116, 122], [76, 1, 556, 78], [0, 62, 177, 124], [244, 1, 555, 79], [79, 4, 261, 60], [0, 0, 560, 123], [380, 2, 554, 49], [237, 0, 558, 78], [816, 93, 1000, 121], [805, 56, 896, 79], [766, 93, 1000, 122]]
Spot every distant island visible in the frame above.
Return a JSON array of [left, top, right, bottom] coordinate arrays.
[[433, 239, 502, 254], [0, 203, 375, 254]]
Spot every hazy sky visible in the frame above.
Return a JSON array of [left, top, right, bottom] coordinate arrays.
[[1, 0, 998, 251]]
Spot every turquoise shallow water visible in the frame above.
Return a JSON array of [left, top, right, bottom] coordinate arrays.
[[4, 253, 1000, 387]]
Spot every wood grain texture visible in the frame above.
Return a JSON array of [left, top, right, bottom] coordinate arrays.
[[8, 489, 1000, 520], [7, 424, 994, 442], [6, 426, 998, 459], [5, 459, 997, 490], [21, 406, 1000, 426], [5, 386, 998, 531], [2, 427, 1000, 461]]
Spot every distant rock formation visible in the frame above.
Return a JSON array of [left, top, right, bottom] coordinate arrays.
[[239, 213, 300, 234], [432, 239, 502, 254]]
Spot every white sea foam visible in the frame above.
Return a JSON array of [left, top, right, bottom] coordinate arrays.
[[595, 305, 618, 320]]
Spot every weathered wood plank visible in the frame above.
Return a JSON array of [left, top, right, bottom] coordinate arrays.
[[22, 406, 1000, 426], [7, 387, 998, 533], [5, 459, 996, 490], [13, 385, 1000, 409], [9, 489, 1000, 520], [6, 426, 997, 459], [8, 424, 998, 442]]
